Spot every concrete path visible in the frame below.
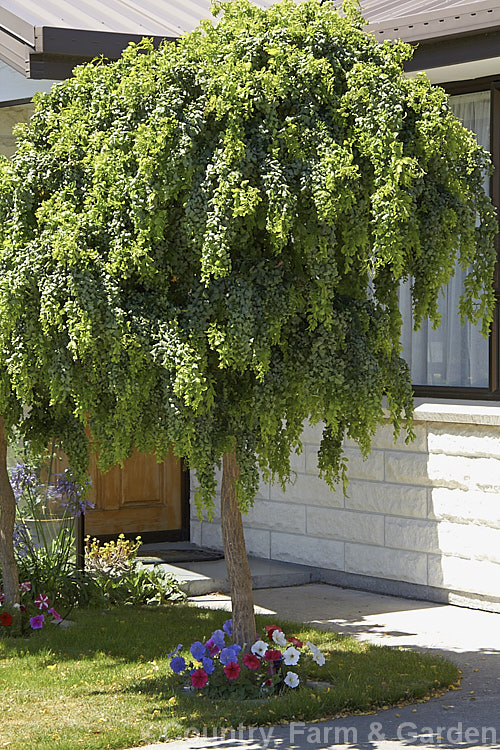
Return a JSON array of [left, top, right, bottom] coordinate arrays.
[[131, 583, 500, 750]]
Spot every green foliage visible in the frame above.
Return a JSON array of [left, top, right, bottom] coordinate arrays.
[[0, 0, 495, 514], [84, 534, 185, 605]]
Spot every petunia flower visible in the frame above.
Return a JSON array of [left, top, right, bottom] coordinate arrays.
[[34, 593, 49, 610], [265, 624, 282, 640], [170, 656, 186, 674], [48, 608, 62, 623], [0, 592, 4, 604], [202, 657, 215, 674], [205, 638, 220, 657], [191, 668, 208, 689], [30, 615, 44, 629], [189, 641, 206, 661], [210, 629, 225, 649], [19, 581, 31, 592], [272, 629, 287, 646], [312, 650, 325, 666], [0, 612, 13, 627], [242, 653, 260, 670], [284, 671, 300, 688], [222, 619, 233, 637], [219, 645, 241, 666], [251, 640, 268, 657], [287, 636, 303, 648], [166, 644, 182, 658], [224, 661, 240, 680], [263, 649, 282, 662], [283, 646, 300, 666]]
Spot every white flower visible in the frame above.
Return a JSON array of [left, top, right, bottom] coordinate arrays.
[[284, 671, 300, 688], [312, 650, 325, 666], [251, 639, 268, 657], [12, 603, 21, 610], [283, 646, 300, 666], [306, 640, 318, 653], [272, 629, 287, 646]]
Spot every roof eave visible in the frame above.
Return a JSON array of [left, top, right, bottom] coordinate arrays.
[[0, 24, 175, 80]]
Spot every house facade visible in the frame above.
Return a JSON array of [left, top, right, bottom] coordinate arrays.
[[1, 0, 500, 608]]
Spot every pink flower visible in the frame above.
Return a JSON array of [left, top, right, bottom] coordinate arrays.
[[287, 636, 303, 648], [224, 661, 240, 680], [19, 581, 32, 592], [243, 653, 260, 670], [48, 608, 62, 622], [34, 593, 49, 610], [191, 668, 208, 689], [30, 615, 45, 630], [0, 592, 4, 604]]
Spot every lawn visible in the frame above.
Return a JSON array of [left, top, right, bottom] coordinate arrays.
[[0, 603, 459, 750]]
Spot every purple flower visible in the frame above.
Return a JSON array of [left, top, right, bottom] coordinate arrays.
[[210, 629, 225, 649], [29, 615, 44, 630], [54, 470, 93, 517], [223, 619, 233, 637], [190, 641, 206, 661], [202, 657, 215, 674], [220, 645, 241, 666], [167, 644, 182, 658], [9, 463, 38, 503], [170, 656, 186, 674], [205, 638, 220, 656]]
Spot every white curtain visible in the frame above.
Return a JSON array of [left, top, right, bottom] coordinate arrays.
[[399, 91, 491, 387]]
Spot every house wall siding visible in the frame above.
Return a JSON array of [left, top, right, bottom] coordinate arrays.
[[190, 402, 500, 610]]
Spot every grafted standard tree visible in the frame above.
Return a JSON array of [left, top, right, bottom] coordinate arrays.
[[0, 0, 496, 639]]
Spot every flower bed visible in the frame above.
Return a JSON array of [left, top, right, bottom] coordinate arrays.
[[168, 619, 325, 699]]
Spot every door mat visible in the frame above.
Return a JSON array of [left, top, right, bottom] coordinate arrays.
[[139, 548, 224, 564]]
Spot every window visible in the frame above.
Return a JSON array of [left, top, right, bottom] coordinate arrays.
[[399, 87, 500, 397]]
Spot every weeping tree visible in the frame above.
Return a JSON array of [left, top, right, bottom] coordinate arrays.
[[0, 0, 496, 639]]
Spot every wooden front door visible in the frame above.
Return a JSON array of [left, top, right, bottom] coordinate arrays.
[[84, 450, 185, 538]]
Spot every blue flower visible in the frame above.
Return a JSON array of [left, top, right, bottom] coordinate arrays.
[[210, 629, 225, 649], [219, 645, 241, 666], [167, 644, 182, 658], [202, 657, 215, 674], [223, 619, 233, 637], [190, 641, 206, 661], [170, 656, 186, 674]]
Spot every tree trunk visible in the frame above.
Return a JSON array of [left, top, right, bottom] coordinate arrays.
[[0, 416, 19, 605], [221, 450, 257, 648]]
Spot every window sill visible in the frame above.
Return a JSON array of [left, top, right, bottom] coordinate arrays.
[[411, 398, 500, 426]]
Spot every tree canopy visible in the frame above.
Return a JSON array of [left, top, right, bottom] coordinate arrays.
[[0, 0, 496, 516]]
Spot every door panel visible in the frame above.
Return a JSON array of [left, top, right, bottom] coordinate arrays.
[[85, 450, 183, 536]]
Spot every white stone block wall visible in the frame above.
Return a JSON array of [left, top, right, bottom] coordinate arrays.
[[190, 400, 500, 607]]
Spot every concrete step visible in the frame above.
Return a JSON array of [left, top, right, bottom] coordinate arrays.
[[137, 545, 320, 596]]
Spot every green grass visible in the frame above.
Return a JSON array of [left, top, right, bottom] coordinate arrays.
[[0, 604, 459, 750]]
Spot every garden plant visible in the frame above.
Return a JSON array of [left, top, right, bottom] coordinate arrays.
[[0, 0, 496, 645]]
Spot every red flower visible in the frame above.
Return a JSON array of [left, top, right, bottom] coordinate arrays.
[[224, 661, 241, 680], [264, 678, 273, 686], [243, 653, 260, 670], [287, 636, 303, 648], [191, 668, 208, 689], [0, 612, 13, 627], [263, 649, 282, 661], [264, 624, 282, 640]]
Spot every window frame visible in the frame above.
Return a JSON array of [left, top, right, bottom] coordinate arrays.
[[411, 77, 500, 401]]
